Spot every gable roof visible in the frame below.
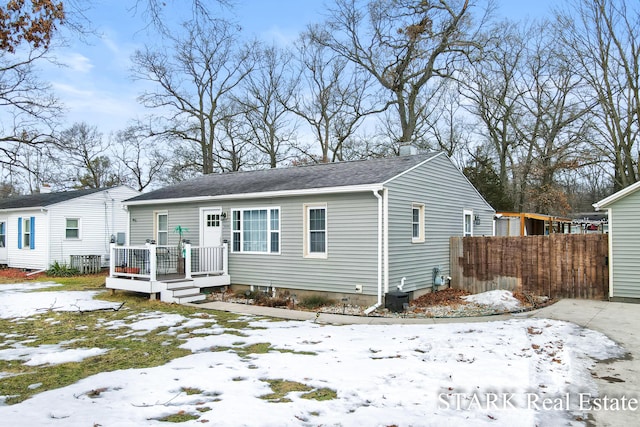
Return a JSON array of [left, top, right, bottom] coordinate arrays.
[[127, 153, 442, 204], [0, 187, 109, 210], [593, 180, 640, 210]]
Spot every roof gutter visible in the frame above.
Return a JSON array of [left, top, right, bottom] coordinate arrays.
[[124, 184, 384, 207]]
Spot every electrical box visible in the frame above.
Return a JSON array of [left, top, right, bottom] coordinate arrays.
[[116, 232, 126, 246]]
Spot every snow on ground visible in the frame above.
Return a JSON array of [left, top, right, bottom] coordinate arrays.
[[0, 285, 626, 426], [0, 282, 123, 319], [462, 289, 522, 312]]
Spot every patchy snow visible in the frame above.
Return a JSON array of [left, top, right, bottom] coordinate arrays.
[[0, 284, 627, 426], [0, 342, 107, 367], [462, 289, 522, 312], [0, 282, 123, 319], [23, 348, 108, 366]]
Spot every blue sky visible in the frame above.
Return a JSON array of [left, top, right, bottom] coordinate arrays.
[[46, 0, 557, 135]]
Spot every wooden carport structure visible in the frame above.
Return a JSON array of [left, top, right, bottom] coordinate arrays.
[[495, 212, 573, 236]]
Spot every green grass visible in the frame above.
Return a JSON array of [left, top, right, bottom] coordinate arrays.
[[259, 379, 337, 403], [0, 281, 267, 405], [0, 276, 324, 408]]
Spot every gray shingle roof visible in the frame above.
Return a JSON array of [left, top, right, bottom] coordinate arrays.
[[0, 187, 107, 210], [128, 153, 439, 203]]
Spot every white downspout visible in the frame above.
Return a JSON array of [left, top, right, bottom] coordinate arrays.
[[365, 188, 384, 315]]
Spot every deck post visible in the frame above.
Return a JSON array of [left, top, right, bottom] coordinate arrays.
[[184, 243, 192, 279], [147, 242, 157, 282], [109, 243, 116, 277], [222, 242, 228, 275]]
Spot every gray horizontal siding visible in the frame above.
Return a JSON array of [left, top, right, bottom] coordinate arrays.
[[129, 192, 380, 295], [384, 154, 495, 293], [608, 193, 640, 298]]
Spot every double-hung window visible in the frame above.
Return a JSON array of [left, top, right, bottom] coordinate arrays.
[[412, 203, 425, 243], [304, 204, 327, 258], [65, 218, 80, 239], [0, 222, 5, 248], [231, 208, 280, 254]]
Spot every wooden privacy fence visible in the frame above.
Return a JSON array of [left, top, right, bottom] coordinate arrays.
[[450, 234, 608, 299]]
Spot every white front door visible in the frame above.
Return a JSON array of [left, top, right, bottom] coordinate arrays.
[[200, 208, 223, 272], [0, 219, 6, 262], [202, 208, 222, 247]]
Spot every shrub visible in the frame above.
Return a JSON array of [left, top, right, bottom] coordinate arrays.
[[46, 261, 80, 277], [298, 294, 334, 310]]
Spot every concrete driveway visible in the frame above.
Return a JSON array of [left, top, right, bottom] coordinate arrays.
[[532, 299, 640, 427]]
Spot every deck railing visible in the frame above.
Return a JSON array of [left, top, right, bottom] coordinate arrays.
[[109, 242, 228, 281]]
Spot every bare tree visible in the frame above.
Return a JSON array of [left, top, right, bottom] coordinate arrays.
[[111, 124, 167, 191], [461, 19, 526, 209], [314, 0, 490, 146], [237, 44, 298, 168], [558, 0, 640, 191], [514, 21, 593, 214], [132, 18, 255, 175], [56, 122, 119, 188], [287, 32, 384, 163]]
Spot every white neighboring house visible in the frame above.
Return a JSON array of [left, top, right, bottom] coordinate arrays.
[[0, 186, 139, 271]]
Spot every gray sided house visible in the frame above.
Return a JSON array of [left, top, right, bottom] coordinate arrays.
[[0, 186, 139, 271], [594, 181, 640, 301], [111, 152, 494, 306]]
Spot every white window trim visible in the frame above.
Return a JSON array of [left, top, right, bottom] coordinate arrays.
[[155, 211, 169, 245], [464, 209, 474, 237], [303, 203, 328, 259], [23, 217, 31, 249], [64, 217, 81, 240], [231, 207, 281, 255], [412, 203, 425, 243]]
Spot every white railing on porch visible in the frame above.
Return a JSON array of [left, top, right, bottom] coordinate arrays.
[[109, 242, 228, 281]]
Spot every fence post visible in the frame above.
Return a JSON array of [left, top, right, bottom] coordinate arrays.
[[147, 242, 157, 281], [184, 243, 192, 279], [222, 242, 228, 275], [109, 243, 116, 277]]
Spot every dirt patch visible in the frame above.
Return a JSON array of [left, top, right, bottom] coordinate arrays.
[[412, 288, 472, 307], [0, 267, 44, 281], [208, 287, 549, 318]]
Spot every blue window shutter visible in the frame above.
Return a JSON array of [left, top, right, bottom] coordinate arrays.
[[17, 217, 22, 249], [30, 216, 35, 249]]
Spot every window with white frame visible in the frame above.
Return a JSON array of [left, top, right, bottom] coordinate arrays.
[[0, 222, 5, 248], [22, 217, 31, 249], [463, 210, 473, 237], [231, 208, 280, 254], [412, 203, 425, 243], [156, 212, 168, 245], [304, 204, 327, 257], [65, 218, 80, 239]]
